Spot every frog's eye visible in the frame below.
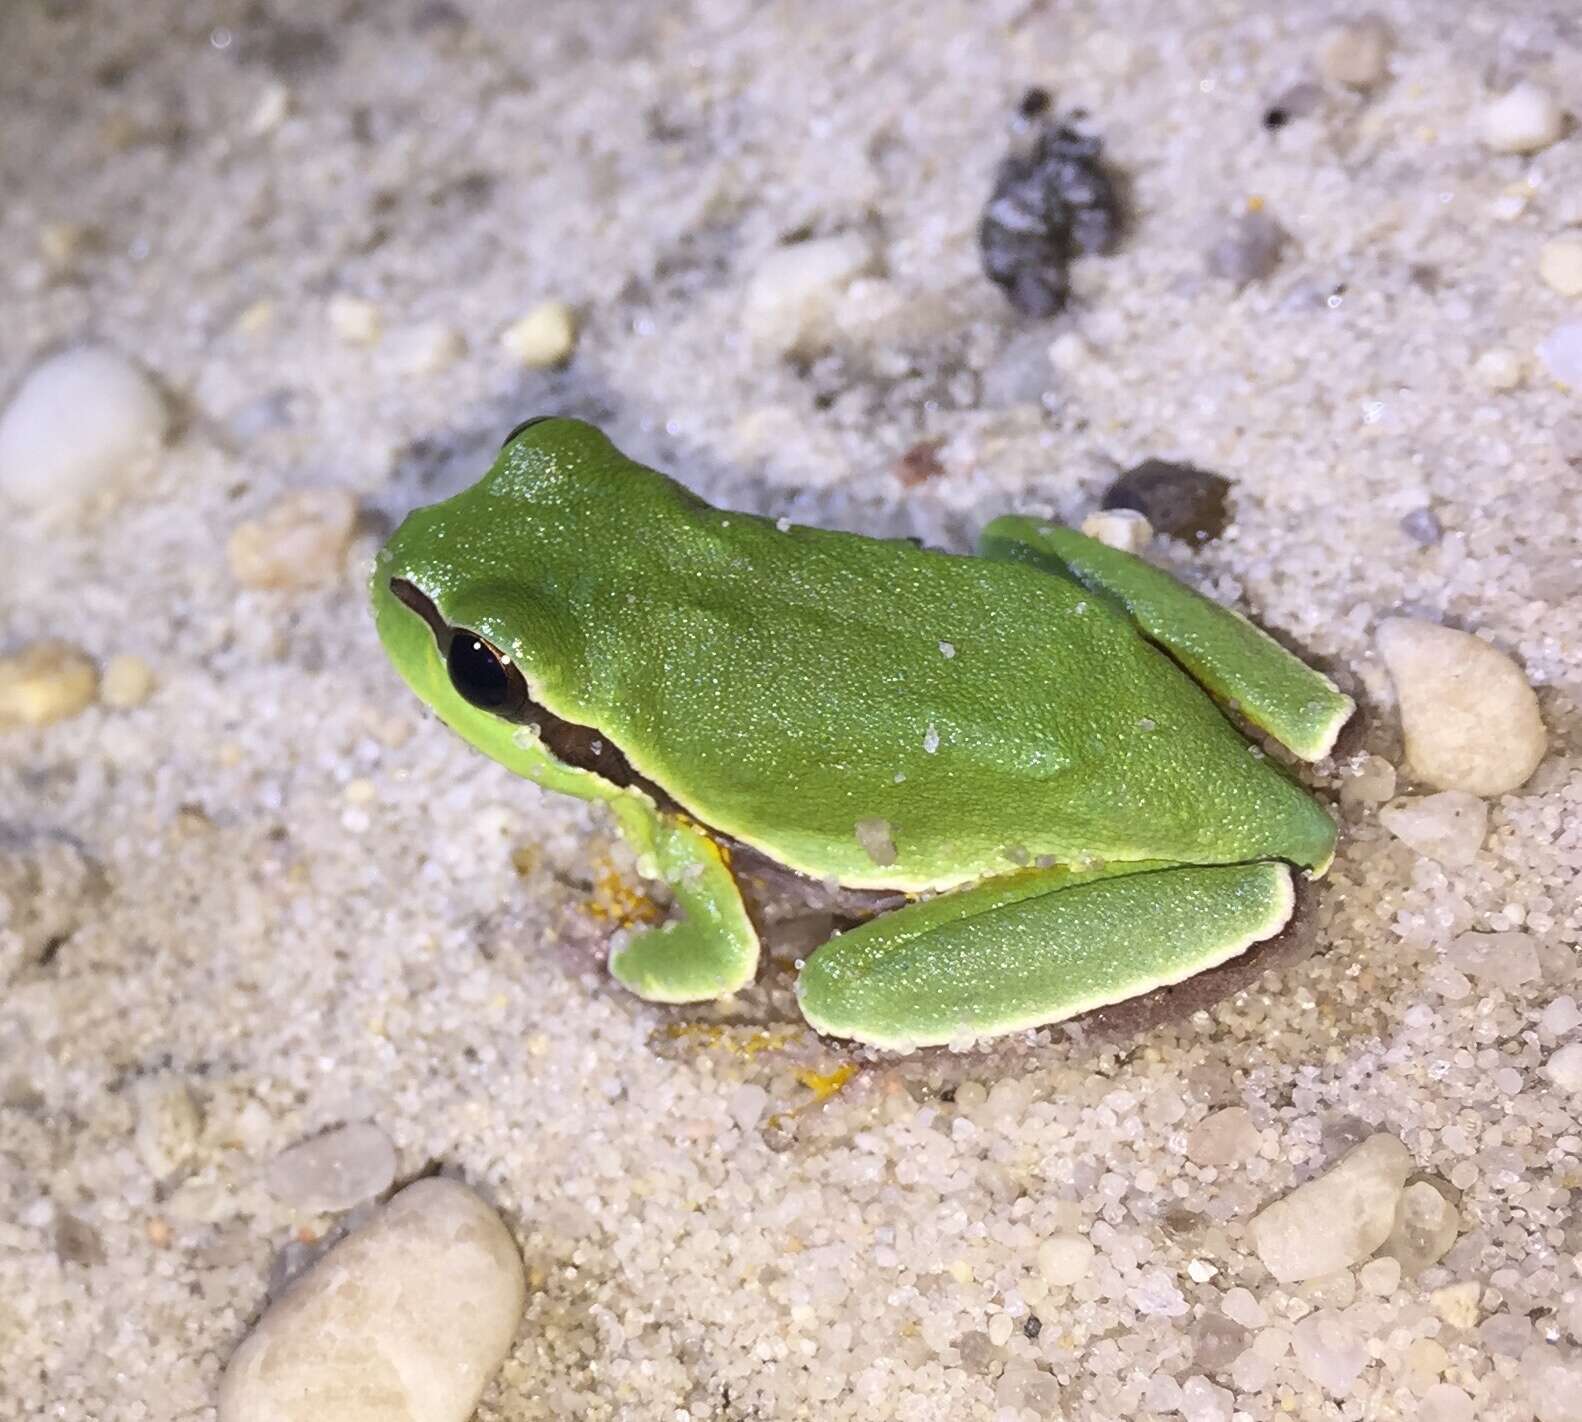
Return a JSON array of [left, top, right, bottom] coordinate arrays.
[[501, 415, 554, 448], [446, 631, 530, 717]]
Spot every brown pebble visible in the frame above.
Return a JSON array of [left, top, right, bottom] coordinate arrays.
[[1101, 459, 1232, 543], [895, 439, 946, 487]]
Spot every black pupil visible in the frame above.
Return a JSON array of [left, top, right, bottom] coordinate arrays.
[[447, 633, 513, 709]]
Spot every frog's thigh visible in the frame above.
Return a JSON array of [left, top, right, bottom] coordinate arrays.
[[797, 862, 1293, 1050], [605, 800, 760, 1003], [978, 518, 1353, 762]]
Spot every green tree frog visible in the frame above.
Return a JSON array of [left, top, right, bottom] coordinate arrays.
[[372, 418, 1353, 1050]]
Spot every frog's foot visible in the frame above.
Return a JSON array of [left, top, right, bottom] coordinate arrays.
[[606, 806, 759, 1004], [978, 518, 1354, 762], [796, 860, 1293, 1050]]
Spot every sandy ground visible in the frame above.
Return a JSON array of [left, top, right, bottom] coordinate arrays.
[[3, 0, 1582, 1418]]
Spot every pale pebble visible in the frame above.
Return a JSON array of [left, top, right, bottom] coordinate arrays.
[[228, 489, 359, 589], [1376, 618, 1545, 796], [0, 346, 168, 508], [1179, 1374, 1232, 1422], [1186, 1106, 1260, 1167], [134, 1074, 202, 1180], [1079, 508, 1152, 553], [1037, 1233, 1094, 1286], [1377, 792, 1487, 867], [1247, 1133, 1411, 1283], [1317, 15, 1391, 88], [391, 322, 466, 376], [1479, 81, 1565, 154], [1544, 1042, 1582, 1094], [1338, 753, 1396, 808], [1221, 1286, 1268, 1329], [218, 1178, 524, 1422], [1473, 347, 1524, 391], [1358, 1256, 1400, 1295], [1419, 1383, 1476, 1422], [1430, 1280, 1481, 1330], [327, 294, 382, 345], [1292, 1309, 1367, 1396], [99, 654, 155, 709], [1444, 930, 1541, 990], [742, 233, 877, 356], [0, 641, 98, 728], [265, 1122, 397, 1213], [1540, 996, 1582, 1036], [1540, 322, 1582, 386], [1540, 239, 1582, 297], [1380, 1179, 1459, 1275], [501, 301, 578, 368], [1525, 1343, 1582, 1422]]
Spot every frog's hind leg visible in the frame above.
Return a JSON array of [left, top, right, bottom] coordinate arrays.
[[979, 518, 1354, 762], [796, 860, 1292, 1050], [604, 798, 760, 1003]]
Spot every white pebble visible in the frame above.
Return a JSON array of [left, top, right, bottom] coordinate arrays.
[[1473, 347, 1524, 391], [218, 1178, 524, 1422], [1376, 618, 1546, 796], [501, 301, 578, 368], [391, 322, 466, 376], [1429, 1279, 1482, 1329], [327, 294, 382, 345], [1540, 996, 1582, 1036], [1248, 1133, 1411, 1283], [228, 488, 359, 589], [1292, 1309, 1367, 1395], [1080, 508, 1153, 553], [1540, 239, 1582, 297], [1180, 1374, 1233, 1422], [742, 233, 877, 356], [1037, 1232, 1094, 1286], [133, 1074, 202, 1179], [1420, 1383, 1476, 1422], [1545, 1042, 1582, 1094], [1540, 321, 1582, 387], [1338, 753, 1397, 808], [726, 1082, 768, 1132], [1186, 1106, 1260, 1167], [0, 641, 98, 728], [99, 654, 155, 710], [1377, 792, 1487, 867], [1221, 1286, 1268, 1329], [1479, 81, 1566, 154], [1318, 16, 1391, 89], [265, 1122, 397, 1212], [1445, 930, 1541, 991], [1359, 1256, 1401, 1295], [0, 346, 168, 508]]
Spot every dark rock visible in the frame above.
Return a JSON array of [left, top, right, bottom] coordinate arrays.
[[979, 117, 1123, 317], [1102, 460, 1232, 544]]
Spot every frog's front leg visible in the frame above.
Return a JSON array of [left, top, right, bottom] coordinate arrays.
[[979, 518, 1354, 763], [797, 860, 1292, 1049], [604, 795, 760, 1003]]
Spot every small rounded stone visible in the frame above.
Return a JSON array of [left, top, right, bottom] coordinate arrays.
[[1080, 508, 1153, 553], [743, 234, 876, 356], [0, 641, 99, 728], [228, 489, 359, 590], [1037, 1232, 1095, 1286], [265, 1122, 398, 1213], [1248, 1133, 1411, 1283], [1479, 81, 1565, 154], [218, 1178, 525, 1422], [1378, 792, 1487, 867], [327, 294, 382, 345], [1318, 16, 1391, 89], [1376, 618, 1546, 796], [0, 346, 168, 509], [1540, 321, 1582, 386], [1473, 348, 1524, 391], [99, 654, 155, 709], [1540, 239, 1582, 297], [1544, 1042, 1582, 1094], [501, 300, 579, 367]]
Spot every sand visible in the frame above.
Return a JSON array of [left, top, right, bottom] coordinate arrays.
[[2, 1, 1580, 1418]]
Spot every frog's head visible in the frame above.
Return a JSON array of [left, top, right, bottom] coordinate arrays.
[[370, 414, 605, 762]]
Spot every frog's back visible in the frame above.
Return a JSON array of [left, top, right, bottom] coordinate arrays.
[[432, 423, 1337, 889]]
